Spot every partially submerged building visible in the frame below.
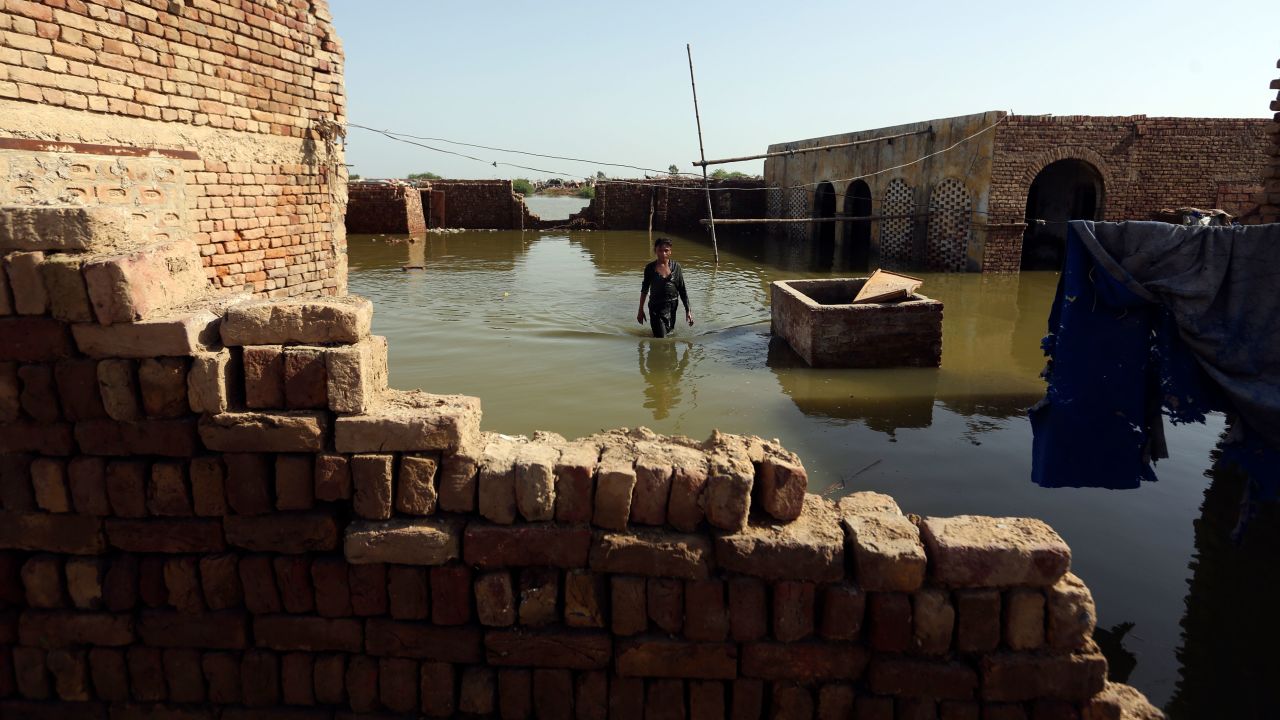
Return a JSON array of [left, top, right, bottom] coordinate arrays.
[[764, 111, 1270, 272]]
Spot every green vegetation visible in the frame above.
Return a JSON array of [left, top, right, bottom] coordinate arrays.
[[710, 169, 755, 180], [407, 171, 443, 181], [512, 178, 535, 196], [668, 164, 679, 176], [576, 186, 595, 199], [349, 174, 361, 181]]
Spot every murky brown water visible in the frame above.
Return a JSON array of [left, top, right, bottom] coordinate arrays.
[[348, 229, 1271, 714]]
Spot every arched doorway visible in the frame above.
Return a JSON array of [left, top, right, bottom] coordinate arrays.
[[812, 181, 837, 269], [843, 179, 872, 271], [1021, 159, 1104, 270]]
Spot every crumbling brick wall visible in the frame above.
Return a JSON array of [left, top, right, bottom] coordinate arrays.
[[0, 0, 348, 297], [576, 180, 766, 232], [1264, 59, 1280, 224], [419, 181, 538, 230], [0, 207, 1162, 719], [345, 183, 426, 235], [986, 115, 1270, 270]]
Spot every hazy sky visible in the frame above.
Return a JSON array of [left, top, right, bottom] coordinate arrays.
[[331, 0, 1279, 181]]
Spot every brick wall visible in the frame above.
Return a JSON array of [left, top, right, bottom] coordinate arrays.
[[421, 181, 538, 230], [0, 0, 348, 298], [1264, 59, 1280, 224], [986, 114, 1270, 270], [345, 183, 426, 235], [0, 207, 1162, 720], [577, 179, 767, 232]]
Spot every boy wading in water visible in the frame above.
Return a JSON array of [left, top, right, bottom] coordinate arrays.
[[637, 237, 694, 338]]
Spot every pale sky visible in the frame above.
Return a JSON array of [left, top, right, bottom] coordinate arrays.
[[331, 0, 1279, 182]]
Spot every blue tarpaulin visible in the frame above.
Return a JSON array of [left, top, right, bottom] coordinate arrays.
[[1031, 220, 1280, 502]]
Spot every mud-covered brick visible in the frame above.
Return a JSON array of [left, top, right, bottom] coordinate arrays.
[[333, 389, 481, 454], [463, 521, 592, 568], [666, 446, 709, 533], [590, 528, 713, 580], [346, 516, 465, 566], [243, 345, 285, 409], [564, 570, 606, 629], [275, 454, 314, 511], [820, 583, 864, 641], [914, 588, 956, 656], [647, 679, 685, 720], [284, 346, 328, 410], [202, 651, 242, 704], [702, 435, 755, 531], [280, 652, 314, 706], [592, 441, 636, 530], [1030, 700, 1080, 720], [351, 453, 393, 520], [5, 251, 48, 316], [515, 441, 559, 522], [67, 456, 109, 515], [309, 556, 353, 617], [89, 647, 128, 702], [313, 653, 346, 705], [349, 562, 388, 616], [64, 557, 105, 610], [842, 510, 927, 593], [187, 347, 237, 415], [757, 443, 807, 521], [105, 459, 147, 518], [0, 362, 19, 422], [689, 681, 725, 720], [398, 454, 438, 515], [956, 589, 1001, 653], [314, 453, 351, 502], [1005, 588, 1046, 651], [611, 575, 647, 635], [189, 456, 227, 517], [817, 683, 855, 720], [979, 652, 1107, 702], [102, 555, 138, 612], [96, 358, 142, 421], [499, 668, 532, 720], [868, 658, 977, 699], [0, 509, 106, 554], [273, 555, 315, 614], [241, 649, 280, 707], [459, 666, 497, 715], [135, 609, 247, 650], [899, 697, 941, 720], [22, 554, 65, 608], [533, 668, 573, 720], [773, 580, 816, 642], [855, 695, 895, 720], [138, 555, 168, 607], [223, 511, 338, 554], [148, 461, 192, 516], [646, 577, 683, 634], [439, 444, 479, 513], [918, 515, 1071, 588], [484, 628, 612, 670], [198, 410, 329, 453], [388, 565, 429, 620], [325, 334, 388, 414], [17, 364, 59, 423], [221, 296, 374, 346], [164, 648, 206, 704], [476, 570, 516, 626], [576, 670, 608, 720], [199, 554, 242, 611], [138, 357, 189, 418], [239, 554, 282, 614], [431, 564, 472, 625], [420, 661, 456, 717], [40, 254, 93, 324], [741, 641, 869, 681], [30, 458, 70, 513], [53, 359, 105, 421], [164, 556, 205, 613], [553, 441, 596, 523], [379, 657, 419, 713], [45, 648, 89, 701], [730, 679, 763, 720], [868, 592, 912, 652], [517, 567, 559, 627], [610, 676, 644, 720], [770, 682, 812, 720], [616, 637, 737, 679], [128, 646, 166, 701], [479, 436, 520, 525], [939, 700, 981, 720], [0, 317, 73, 363], [1047, 573, 1095, 651], [224, 453, 273, 515], [715, 495, 845, 583], [684, 579, 728, 642], [12, 646, 49, 700], [17, 609, 134, 648], [728, 576, 768, 642], [631, 443, 672, 526]]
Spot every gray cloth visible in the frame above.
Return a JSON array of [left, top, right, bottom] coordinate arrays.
[[1072, 220, 1280, 449]]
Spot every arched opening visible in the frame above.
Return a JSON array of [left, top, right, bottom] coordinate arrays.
[[843, 179, 873, 271], [812, 181, 837, 269], [1021, 159, 1104, 271]]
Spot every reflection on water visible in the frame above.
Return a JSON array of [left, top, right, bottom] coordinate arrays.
[[349, 228, 1235, 709]]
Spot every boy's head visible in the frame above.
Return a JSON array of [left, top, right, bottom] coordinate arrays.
[[654, 237, 672, 251]]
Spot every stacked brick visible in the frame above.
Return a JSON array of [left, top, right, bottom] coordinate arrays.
[[0, 206, 1161, 718], [0, 0, 347, 298], [1263, 58, 1280, 224], [345, 183, 427, 235]]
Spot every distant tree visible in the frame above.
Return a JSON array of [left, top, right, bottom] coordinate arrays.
[[407, 171, 443, 181], [668, 164, 679, 176], [512, 178, 535, 196], [710, 169, 754, 180], [349, 173, 362, 181], [595, 171, 607, 180]]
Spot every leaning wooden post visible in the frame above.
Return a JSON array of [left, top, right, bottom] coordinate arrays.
[[686, 43, 719, 264], [648, 187, 655, 244]]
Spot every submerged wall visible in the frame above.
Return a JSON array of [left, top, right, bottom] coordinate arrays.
[[345, 183, 426, 235], [422, 181, 540, 231], [572, 179, 767, 233], [0, 0, 348, 297]]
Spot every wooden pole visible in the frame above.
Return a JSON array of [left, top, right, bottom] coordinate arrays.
[[647, 187, 655, 243], [686, 43, 719, 264]]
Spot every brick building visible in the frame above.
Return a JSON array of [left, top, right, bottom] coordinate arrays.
[[0, 0, 348, 297], [764, 111, 1270, 272], [1265, 59, 1280, 223]]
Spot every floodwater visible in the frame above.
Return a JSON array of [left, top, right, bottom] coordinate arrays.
[[347, 229, 1277, 716], [521, 194, 591, 220]]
